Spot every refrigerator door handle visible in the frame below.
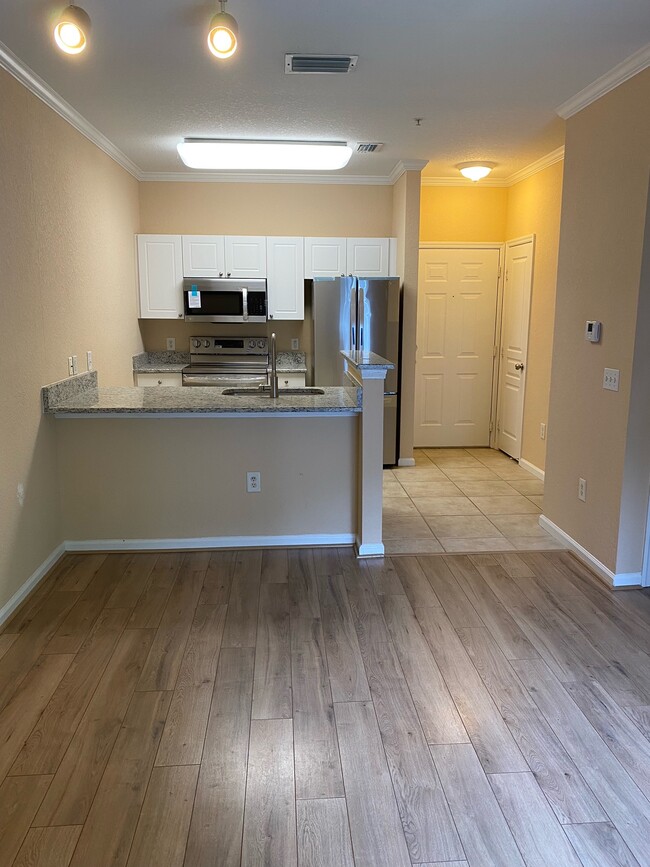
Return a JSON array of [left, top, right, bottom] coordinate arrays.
[[358, 284, 365, 350], [351, 323, 356, 348]]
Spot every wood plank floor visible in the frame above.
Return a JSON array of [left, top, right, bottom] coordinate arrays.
[[1, 549, 650, 867]]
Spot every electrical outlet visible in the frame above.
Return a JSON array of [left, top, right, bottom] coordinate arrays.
[[68, 356, 74, 376], [603, 368, 620, 391], [247, 471, 261, 493], [16, 483, 25, 507], [540, 422, 546, 440], [291, 338, 300, 350], [72, 355, 78, 375], [86, 350, 93, 371], [578, 478, 587, 502], [166, 337, 176, 351]]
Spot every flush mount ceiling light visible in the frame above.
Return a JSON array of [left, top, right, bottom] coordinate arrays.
[[53, 5, 91, 54], [457, 162, 496, 182], [177, 139, 353, 171], [207, 0, 239, 59]]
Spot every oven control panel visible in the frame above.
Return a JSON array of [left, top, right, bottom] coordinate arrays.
[[189, 337, 268, 355]]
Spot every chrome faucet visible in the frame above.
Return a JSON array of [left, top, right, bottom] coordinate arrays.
[[269, 332, 279, 398]]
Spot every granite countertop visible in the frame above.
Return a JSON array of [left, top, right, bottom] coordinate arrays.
[[132, 351, 189, 374], [132, 350, 307, 375], [341, 350, 395, 370], [43, 372, 359, 416]]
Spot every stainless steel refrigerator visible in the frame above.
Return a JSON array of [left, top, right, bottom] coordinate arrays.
[[311, 276, 401, 465]]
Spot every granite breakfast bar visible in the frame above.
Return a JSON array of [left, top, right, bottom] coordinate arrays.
[[43, 353, 391, 556]]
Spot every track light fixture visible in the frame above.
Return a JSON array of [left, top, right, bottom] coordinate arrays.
[[207, 0, 239, 59], [53, 5, 91, 55]]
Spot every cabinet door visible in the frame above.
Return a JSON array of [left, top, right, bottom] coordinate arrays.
[[225, 236, 267, 277], [182, 236, 225, 277], [305, 237, 347, 278], [266, 237, 305, 320], [346, 238, 390, 276], [137, 235, 184, 319]]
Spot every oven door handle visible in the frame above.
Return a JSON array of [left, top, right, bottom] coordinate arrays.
[[242, 287, 248, 321]]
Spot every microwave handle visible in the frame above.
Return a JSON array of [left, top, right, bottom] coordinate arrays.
[[242, 287, 248, 321]]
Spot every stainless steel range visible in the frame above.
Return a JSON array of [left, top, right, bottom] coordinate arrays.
[[182, 336, 269, 388]]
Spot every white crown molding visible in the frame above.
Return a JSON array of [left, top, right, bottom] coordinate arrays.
[[421, 175, 508, 187], [388, 159, 429, 184], [556, 42, 650, 119], [505, 146, 565, 185], [422, 146, 566, 188], [139, 170, 399, 185], [0, 39, 142, 179]]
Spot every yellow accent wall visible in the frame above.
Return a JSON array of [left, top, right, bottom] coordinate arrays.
[[420, 185, 508, 242], [506, 161, 564, 471], [418, 166, 564, 473]]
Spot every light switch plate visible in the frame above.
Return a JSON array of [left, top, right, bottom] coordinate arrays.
[[603, 368, 620, 391]]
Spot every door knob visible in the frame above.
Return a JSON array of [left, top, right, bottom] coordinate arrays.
[[514, 362, 525, 370]]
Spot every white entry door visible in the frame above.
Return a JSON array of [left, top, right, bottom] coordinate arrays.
[[415, 247, 500, 447], [497, 236, 535, 459]]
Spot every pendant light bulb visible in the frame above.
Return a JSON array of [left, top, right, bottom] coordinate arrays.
[[54, 5, 91, 55], [208, 0, 239, 59]]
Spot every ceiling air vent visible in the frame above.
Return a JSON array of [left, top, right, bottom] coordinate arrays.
[[356, 143, 384, 153], [285, 54, 358, 74]]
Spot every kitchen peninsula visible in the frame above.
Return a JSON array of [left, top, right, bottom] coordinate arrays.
[[43, 353, 391, 557]]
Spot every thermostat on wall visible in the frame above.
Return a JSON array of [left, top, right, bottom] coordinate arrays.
[[585, 320, 601, 343]]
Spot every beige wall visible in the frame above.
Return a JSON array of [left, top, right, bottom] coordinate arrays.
[[545, 68, 650, 574], [57, 418, 357, 540], [139, 181, 393, 236], [506, 161, 564, 470], [0, 69, 142, 611], [420, 185, 508, 242]]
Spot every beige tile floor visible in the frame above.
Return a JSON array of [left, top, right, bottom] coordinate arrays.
[[383, 447, 567, 555]]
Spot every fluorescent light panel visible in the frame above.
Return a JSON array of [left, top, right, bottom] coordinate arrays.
[[177, 139, 353, 171]]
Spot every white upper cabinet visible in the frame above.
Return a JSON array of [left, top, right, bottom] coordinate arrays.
[[346, 238, 391, 277], [305, 237, 347, 278], [182, 236, 226, 278], [137, 235, 184, 319], [266, 237, 305, 321], [224, 236, 267, 278]]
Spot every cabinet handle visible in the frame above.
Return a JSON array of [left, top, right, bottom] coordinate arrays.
[[227, 272, 231, 277], [269, 314, 274, 319], [157, 379, 162, 385], [219, 272, 223, 277], [178, 314, 182, 318]]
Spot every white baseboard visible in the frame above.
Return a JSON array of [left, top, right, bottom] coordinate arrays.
[[355, 540, 385, 557], [397, 458, 416, 467], [538, 515, 642, 588], [64, 533, 356, 552], [0, 543, 66, 628], [519, 459, 545, 481]]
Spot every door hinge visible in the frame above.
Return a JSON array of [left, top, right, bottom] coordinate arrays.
[[498, 267, 502, 279], [493, 345, 498, 358], [489, 421, 493, 432]]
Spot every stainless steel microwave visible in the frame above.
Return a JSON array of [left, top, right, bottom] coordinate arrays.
[[183, 278, 267, 323]]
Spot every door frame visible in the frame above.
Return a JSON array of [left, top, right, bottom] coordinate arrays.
[[494, 234, 536, 457], [418, 242, 506, 448]]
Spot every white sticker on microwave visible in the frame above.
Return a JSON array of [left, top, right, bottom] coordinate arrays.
[[188, 288, 201, 309]]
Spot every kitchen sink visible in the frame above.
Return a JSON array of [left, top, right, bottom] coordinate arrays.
[[222, 387, 325, 396]]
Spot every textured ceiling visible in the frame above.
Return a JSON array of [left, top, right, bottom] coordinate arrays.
[[1, 0, 649, 178]]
